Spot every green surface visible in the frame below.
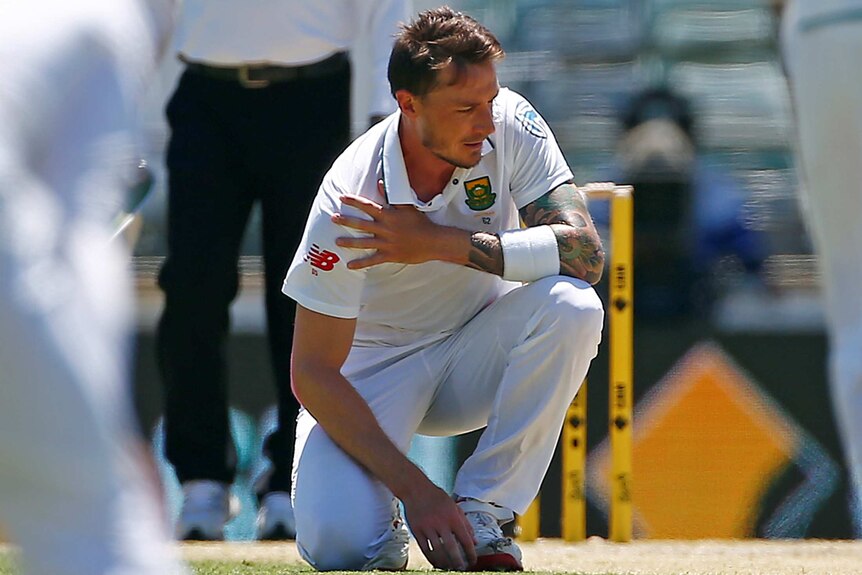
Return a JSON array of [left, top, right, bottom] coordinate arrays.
[[188, 561, 308, 574], [0, 555, 592, 575]]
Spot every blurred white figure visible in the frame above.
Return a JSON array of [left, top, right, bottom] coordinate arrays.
[[0, 1, 187, 573], [782, 0, 862, 536]]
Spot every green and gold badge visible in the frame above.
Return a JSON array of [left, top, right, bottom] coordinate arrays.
[[464, 176, 495, 211]]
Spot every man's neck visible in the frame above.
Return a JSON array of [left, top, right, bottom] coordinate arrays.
[[399, 119, 456, 203]]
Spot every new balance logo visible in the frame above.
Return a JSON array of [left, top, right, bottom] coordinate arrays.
[[305, 244, 340, 273]]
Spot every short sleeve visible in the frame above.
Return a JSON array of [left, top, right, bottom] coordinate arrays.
[[506, 93, 574, 209], [282, 184, 371, 319]]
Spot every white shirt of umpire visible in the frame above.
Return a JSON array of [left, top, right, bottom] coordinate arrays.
[[282, 88, 573, 351]]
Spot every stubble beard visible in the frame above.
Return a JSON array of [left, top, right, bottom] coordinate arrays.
[[431, 149, 481, 170], [423, 133, 481, 169]]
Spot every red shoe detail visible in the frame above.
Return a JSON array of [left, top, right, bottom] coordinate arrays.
[[470, 553, 524, 572]]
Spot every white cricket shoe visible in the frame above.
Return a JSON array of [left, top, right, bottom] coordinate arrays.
[[463, 510, 523, 572], [256, 491, 297, 540], [362, 502, 410, 571], [175, 480, 239, 541]]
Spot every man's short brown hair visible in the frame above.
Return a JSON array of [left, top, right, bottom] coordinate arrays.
[[388, 6, 504, 98]]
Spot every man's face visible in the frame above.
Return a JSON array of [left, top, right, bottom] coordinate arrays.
[[413, 61, 500, 169]]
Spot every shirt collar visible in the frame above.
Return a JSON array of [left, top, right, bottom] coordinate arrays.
[[381, 112, 494, 212]]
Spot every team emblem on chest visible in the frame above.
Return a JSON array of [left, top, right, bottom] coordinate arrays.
[[464, 176, 496, 211]]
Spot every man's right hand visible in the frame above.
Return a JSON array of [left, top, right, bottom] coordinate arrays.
[[402, 482, 477, 571]]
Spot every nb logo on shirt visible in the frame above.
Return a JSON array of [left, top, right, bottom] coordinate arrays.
[[305, 244, 340, 274]]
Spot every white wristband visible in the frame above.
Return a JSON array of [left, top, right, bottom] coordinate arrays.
[[498, 225, 560, 281]]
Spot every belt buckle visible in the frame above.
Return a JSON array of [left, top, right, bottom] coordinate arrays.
[[238, 65, 270, 89]]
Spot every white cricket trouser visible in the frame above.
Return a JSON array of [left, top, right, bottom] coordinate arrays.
[[0, 2, 185, 573], [783, 0, 862, 535], [293, 276, 603, 569]]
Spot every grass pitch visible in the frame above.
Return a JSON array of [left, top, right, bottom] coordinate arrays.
[[188, 560, 309, 574], [3, 538, 862, 574]]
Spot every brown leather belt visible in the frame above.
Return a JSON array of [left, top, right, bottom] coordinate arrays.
[[180, 51, 348, 88]]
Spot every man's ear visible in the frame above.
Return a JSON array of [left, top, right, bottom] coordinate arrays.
[[395, 89, 419, 118]]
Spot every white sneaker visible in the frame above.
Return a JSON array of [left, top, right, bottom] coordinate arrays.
[[256, 491, 297, 540], [362, 501, 409, 571], [463, 510, 523, 571], [175, 480, 239, 541]]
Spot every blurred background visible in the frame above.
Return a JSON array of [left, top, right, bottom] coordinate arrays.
[[130, 0, 856, 541]]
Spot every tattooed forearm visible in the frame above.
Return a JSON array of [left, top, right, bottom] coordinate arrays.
[[467, 232, 504, 276], [521, 182, 606, 284], [553, 224, 605, 284], [521, 183, 590, 227]]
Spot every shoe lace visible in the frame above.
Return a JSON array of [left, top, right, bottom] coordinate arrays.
[[469, 511, 506, 543]]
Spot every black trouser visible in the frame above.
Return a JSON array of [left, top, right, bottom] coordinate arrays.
[[156, 56, 351, 493]]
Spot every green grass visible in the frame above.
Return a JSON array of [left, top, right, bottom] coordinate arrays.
[[0, 553, 573, 575], [188, 568, 571, 575], [189, 560, 309, 574], [0, 555, 308, 575], [194, 568, 579, 575], [0, 557, 305, 574], [0, 562, 577, 575]]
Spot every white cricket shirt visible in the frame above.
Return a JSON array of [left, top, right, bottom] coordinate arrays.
[[173, 0, 409, 115], [283, 88, 573, 348]]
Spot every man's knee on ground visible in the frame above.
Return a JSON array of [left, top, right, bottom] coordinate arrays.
[[297, 511, 378, 570]]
